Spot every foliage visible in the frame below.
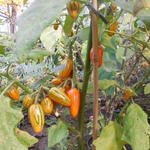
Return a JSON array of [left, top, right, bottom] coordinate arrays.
[[48, 120, 68, 148], [0, 96, 38, 150], [122, 103, 150, 150], [0, 0, 149, 149], [93, 121, 125, 150]]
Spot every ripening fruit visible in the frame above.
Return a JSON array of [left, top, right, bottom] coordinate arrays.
[[122, 88, 134, 101], [28, 104, 45, 133], [59, 87, 65, 93], [67, 1, 80, 19], [68, 30, 74, 37], [65, 84, 70, 93], [110, 2, 117, 13], [90, 46, 103, 68], [40, 97, 53, 115], [108, 21, 117, 36], [22, 95, 34, 108], [58, 58, 73, 79], [48, 87, 71, 106], [7, 87, 19, 101], [142, 61, 149, 69], [67, 88, 80, 118], [51, 78, 62, 86], [53, 22, 59, 30]]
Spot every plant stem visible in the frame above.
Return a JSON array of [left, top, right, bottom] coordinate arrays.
[[134, 68, 150, 90], [92, 0, 99, 149], [0, 73, 32, 94], [0, 80, 15, 96], [78, 25, 92, 150], [121, 16, 133, 70]]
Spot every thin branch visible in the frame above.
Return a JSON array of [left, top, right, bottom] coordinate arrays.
[[0, 73, 32, 94]]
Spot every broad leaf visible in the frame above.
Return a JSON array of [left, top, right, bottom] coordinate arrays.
[[15, 128, 38, 147], [16, 0, 67, 59], [0, 96, 38, 150], [87, 80, 118, 93], [101, 33, 115, 50], [143, 49, 150, 60], [122, 103, 150, 150], [116, 47, 134, 64], [144, 83, 150, 95], [78, 27, 90, 41], [93, 121, 125, 150], [114, 0, 133, 13], [40, 26, 62, 53], [48, 120, 68, 148], [98, 79, 118, 90], [133, 0, 150, 15]]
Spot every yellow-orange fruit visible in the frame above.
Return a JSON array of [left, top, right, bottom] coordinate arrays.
[[58, 58, 73, 79], [40, 97, 53, 115], [7, 87, 19, 101], [22, 95, 34, 108], [51, 78, 62, 86], [108, 21, 117, 36], [122, 88, 134, 101], [28, 104, 45, 133]]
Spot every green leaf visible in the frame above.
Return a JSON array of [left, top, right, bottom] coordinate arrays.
[[93, 121, 125, 150], [143, 49, 150, 60], [78, 27, 90, 41], [48, 120, 68, 148], [15, 128, 38, 147], [102, 51, 118, 72], [133, 0, 150, 15], [87, 80, 118, 93], [122, 103, 150, 150], [114, 0, 134, 13], [98, 80, 118, 90], [0, 96, 37, 150], [116, 47, 134, 64], [144, 83, 150, 94], [101, 33, 115, 50], [0, 45, 5, 55], [63, 15, 74, 35], [40, 26, 61, 53], [16, 0, 67, 59], [25, 48, 50, 61]]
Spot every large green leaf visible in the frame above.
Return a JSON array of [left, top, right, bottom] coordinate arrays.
[[114, 0, 134, 13], [0, 96, 38, 150], [93, 121, 125, 150], [87, 80, 118, 93], [40, 26, 62, 53], [122, 103, 150, 150], [78, 27, 90, 41], [101, 33, 116, 50], [16, 0, 67, 59], [48, 120, 68, 148], [116, 47, 134, 64], [15, 128, 38, 148], [144, 83, 150, 95]]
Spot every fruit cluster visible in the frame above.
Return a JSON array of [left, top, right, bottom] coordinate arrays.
[[6, 58, 80, 133]]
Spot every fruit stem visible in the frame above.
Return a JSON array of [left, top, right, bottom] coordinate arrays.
[[0, 80, 15, 96]]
